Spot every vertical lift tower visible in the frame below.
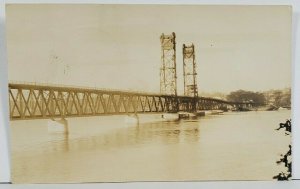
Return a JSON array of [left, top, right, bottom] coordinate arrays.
[[183, 44, 198, 111], [160, 32, 178, 111]]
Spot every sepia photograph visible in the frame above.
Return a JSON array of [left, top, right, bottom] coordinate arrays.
[[6, 4, 292, 183]]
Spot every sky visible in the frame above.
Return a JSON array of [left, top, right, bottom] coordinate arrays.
[[6, 4, 292, 94]]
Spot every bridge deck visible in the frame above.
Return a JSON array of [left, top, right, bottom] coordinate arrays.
[[8, 83, 253, 120]]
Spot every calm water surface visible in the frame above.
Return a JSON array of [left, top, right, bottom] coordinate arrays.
[[11, 110, 291, 183]]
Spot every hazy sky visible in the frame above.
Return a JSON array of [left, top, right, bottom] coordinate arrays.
[[6, 5, 292, 94]]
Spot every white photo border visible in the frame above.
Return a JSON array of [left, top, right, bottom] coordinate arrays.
[[0, 0, 299, 183]]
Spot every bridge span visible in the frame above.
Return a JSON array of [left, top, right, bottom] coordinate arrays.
[[9, 83, 254, 121], [9, 32, 258, 121]]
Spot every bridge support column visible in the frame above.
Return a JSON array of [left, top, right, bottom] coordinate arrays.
[[47, 118, 69, 134], [124, 114, 139, 125], [161, 113, 179, 121]]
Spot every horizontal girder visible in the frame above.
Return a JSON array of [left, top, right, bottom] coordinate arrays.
[[8, 83, 255, 120]]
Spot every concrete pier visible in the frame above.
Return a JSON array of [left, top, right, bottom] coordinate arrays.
[[124, 114, 139, 125], [124, 113, 179, 125], [178, 111, 206, 119], [47, 118, 69, 134], [161, 113, 179, 121]]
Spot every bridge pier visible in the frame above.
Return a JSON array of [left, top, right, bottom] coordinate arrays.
[[124, 114, 140, 125], [47, 118, 69, 134], [161, 113, 179, 121], [124, 113, 180, 125]]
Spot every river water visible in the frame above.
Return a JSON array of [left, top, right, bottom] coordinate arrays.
[[10, 110, 291, 183]]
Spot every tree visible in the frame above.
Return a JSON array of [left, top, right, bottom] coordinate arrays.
[[276, 89, 291, 107], [226, 90, 266, 105], [267, 89, 291, 107]]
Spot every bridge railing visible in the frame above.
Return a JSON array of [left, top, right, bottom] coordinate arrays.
[[9, 81, 164, 96]]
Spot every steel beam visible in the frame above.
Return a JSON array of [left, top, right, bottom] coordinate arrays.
[[8, 83, 257, 120]]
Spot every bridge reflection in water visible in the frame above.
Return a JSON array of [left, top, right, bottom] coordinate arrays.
[[41, 120, 200, 154], [9, 83, 254, 120], [11, 111, 291, 183]]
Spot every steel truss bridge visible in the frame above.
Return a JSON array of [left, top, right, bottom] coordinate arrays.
[[9, 83, 255, 121], [9, 32, 258, 121]]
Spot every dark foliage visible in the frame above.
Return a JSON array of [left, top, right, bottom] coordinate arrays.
[[226, 90, 266, 104], [274, 120, 292, 181]]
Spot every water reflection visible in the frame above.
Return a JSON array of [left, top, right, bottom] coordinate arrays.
[[11, 111, 291, 183], [43, 120, 200, 153], [47, 133, 70, 152]]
